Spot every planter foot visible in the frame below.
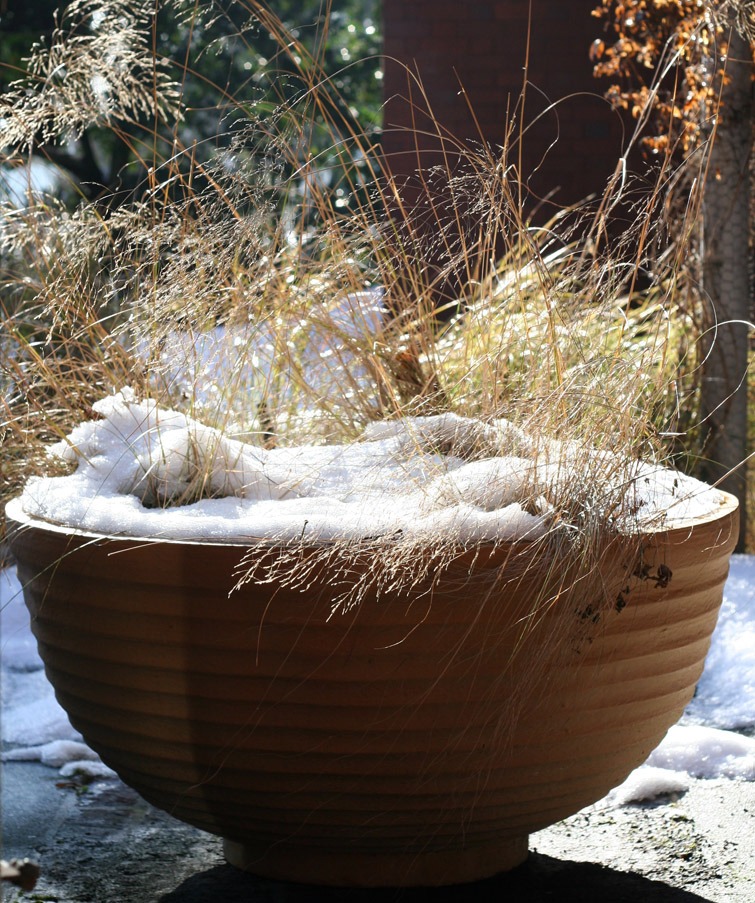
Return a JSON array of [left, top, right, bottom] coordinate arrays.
[[222, 835, 530, 887]]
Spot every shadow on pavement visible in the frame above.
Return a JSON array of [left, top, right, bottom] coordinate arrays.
[[159, 852, 713, 902]]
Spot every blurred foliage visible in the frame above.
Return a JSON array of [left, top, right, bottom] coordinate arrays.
[[591, 0, 728, 156], [0, 0, 382, 203]]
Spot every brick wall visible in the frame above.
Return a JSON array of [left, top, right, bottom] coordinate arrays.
[[382, 0, 632, 216]]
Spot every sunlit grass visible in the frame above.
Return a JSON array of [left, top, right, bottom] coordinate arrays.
[[0, 0, 717, 575]]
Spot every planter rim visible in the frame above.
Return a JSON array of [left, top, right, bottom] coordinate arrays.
[[5, 489, 739, 552]]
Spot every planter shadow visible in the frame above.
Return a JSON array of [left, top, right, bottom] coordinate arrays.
[[157, 854, 717, 902]]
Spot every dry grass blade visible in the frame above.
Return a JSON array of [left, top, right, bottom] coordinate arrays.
[[0, 0, 179, 150]]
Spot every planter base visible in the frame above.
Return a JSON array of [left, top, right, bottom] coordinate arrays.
[[222, 835, 530, 887]]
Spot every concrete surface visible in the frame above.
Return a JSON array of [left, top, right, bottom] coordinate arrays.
[[2, 760, 755, 902]]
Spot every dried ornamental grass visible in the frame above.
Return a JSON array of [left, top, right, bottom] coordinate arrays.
[[1, 0, 716, 601]]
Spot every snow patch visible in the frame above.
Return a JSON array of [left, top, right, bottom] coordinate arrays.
[[645, 724, 755, 780], [59, 760, 117, 781], [603, 724, 755, 806], [3, 739, 99, 768], [604, 766, 691, 806], [685, 555, 755, 730]]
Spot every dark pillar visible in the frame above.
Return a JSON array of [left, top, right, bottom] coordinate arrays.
[[382, 0, 626, 212]]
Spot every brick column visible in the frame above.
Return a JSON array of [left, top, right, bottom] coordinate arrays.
[[382, 0, 628, 218]]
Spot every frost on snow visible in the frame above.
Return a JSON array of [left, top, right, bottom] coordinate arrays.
[[16, 389, 727, 544]]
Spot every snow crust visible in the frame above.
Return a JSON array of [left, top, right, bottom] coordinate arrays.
[[16, 389, 727, 544]]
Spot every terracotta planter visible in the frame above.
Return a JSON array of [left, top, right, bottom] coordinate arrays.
[[6, 493, 738, 886]]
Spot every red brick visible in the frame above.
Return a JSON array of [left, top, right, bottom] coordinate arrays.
[[382, 0, 635, 214]]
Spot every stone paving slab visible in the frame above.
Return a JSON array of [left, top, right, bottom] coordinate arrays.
[[2, 760, 754, 902]]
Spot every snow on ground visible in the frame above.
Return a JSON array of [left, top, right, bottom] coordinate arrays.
[[2, 556, 754, 804], [602, 553, 755, 805], [0, 566, 116, 780]]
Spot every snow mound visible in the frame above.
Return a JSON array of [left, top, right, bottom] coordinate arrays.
[[604, 766, 691, 806], [16, 389, 726, 544], [3, 739, 99, 768], [602, 724, 755, 806], [645, 724, 755, 780]]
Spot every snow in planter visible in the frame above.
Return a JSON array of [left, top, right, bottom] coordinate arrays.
[[3, 388, 752, 804], [17, 388, 728, 544]]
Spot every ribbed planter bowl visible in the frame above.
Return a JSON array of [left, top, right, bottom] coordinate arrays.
[[6, 493, 738, 887]]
